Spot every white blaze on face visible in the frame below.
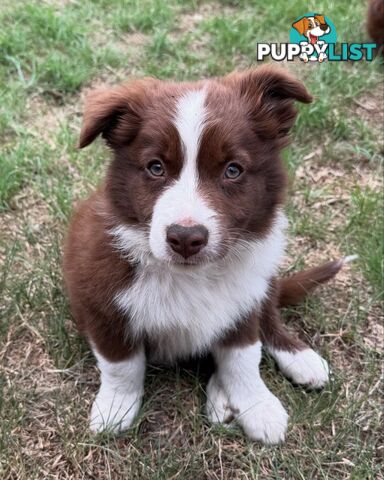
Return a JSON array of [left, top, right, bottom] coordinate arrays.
[[149, 88, 220, 260]]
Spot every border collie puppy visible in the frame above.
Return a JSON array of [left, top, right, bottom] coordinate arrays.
[[64, 66, 346, 444]]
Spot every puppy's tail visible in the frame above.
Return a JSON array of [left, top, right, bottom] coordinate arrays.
[[278, 255, 358, 308]]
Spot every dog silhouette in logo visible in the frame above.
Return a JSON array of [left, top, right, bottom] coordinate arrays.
[[292, 14, 331, 62]]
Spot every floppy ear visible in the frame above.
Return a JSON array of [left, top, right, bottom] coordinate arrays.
[[315, 14, 326, 25], [78, 78, 156, 148], [292, 17, 309, 36], [223, 66, 312, 143]]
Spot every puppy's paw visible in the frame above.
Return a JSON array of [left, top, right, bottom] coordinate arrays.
[[237, 391, 288, 444], [272, 348, 330, 388], [206, 374, 233, 424], [90, 390, 141, 433]]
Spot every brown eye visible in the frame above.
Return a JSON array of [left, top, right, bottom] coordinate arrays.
[[224, 163, 243, 180], [147, 160, 164, 177]]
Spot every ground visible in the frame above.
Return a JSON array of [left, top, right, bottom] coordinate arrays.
[[0, 1, 383, 479]]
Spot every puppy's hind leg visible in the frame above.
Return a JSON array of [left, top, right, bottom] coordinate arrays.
[[260, 294, 329, 389], [263, 259, 352, 387]]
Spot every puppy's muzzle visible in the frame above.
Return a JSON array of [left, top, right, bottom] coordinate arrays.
[[166, 224, 209, 259]]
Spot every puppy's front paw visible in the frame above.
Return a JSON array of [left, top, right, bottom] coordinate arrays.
[[206, 374, 233, 424], [236, 391, 288, 444], [272, 348, 330, 388], [90, 389, 141, 433]]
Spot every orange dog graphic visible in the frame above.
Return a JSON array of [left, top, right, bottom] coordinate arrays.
[[292, 14, 331, 62]]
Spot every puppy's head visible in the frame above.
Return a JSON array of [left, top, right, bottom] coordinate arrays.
[[293, 15, 330, 43], [79, 67, 312, 265]]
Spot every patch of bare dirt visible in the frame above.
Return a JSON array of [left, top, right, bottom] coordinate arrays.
[[177, 2, 231, 32], [92, 25, 149, 51], [364, 317, 384, 353], [1, 326, 98, 479], [26, 94, 79, 147], [353, 83, 384, 134], [291, 151, 382, 243], [0, 187, 54, 270], [41, 0, 73, 7]]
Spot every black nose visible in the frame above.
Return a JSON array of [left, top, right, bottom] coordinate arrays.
[[166, 224, 209, 259], [320, 23, 328, 31]]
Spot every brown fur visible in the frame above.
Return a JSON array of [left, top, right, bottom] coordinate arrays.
[[63, 188, 139, 361], [278, 260, 343, 308], [367, 0, 384, 54], [293, 17, 310, 36]]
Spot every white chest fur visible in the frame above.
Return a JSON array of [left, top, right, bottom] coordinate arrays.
[[113, 212, 287, 363]]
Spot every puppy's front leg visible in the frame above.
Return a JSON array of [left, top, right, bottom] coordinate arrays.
[[212, 341, 288, 444], [90, 347, 146, 433]]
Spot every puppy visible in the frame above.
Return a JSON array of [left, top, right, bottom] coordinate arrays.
[[292, 14, 330, 45], [64, 66, 345, 444], [292, 14, 331, 62]]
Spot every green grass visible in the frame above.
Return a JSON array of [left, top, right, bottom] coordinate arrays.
[[0, 0, 383, 478], [344, 188, 384, 298]]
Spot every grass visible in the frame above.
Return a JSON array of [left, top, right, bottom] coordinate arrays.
[[0, 0, 383, 478]]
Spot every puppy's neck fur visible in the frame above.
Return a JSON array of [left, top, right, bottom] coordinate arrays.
[[111, 210, 287, 363]]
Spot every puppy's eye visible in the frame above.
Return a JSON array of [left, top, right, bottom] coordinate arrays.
[[147, 160, 164, 177], [224, 163, 243, 180]]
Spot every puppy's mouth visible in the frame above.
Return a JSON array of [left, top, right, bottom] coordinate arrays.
[[309, 33, 318, 44], [164, 239, 239, 267], [166, 251, 219, 267]]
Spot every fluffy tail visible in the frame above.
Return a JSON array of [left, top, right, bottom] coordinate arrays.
[[278, 255, 358, 308]]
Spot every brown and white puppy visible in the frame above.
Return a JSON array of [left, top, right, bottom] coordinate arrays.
[[64, 66, 347, 444], [292, 14, 330, 45], [292, 14, 331, 62]]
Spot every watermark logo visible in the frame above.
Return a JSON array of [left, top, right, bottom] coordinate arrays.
[[256, 12, 376, 62], [290, 13, 336, 62]]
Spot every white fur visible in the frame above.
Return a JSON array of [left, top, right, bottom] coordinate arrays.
[[149, 89, 221, 261], [206, 374, 233, 424], [109, 224, 150, 264], [90, 347, 145, 433], [343, 254, 358, 264], [212, 341, 288, 444], [267, 347, 330, 388], [114, 211, 287, 363]]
